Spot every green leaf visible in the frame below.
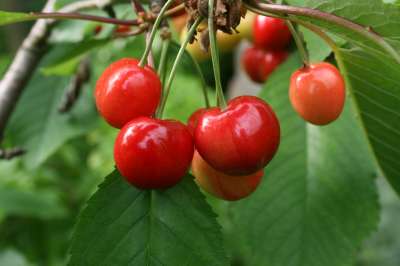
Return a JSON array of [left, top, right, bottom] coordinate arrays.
[[230, 54, 379, 266], [41, 39, 110, 76], [337, 47, 400, 194], [68, 171, 229, 266], [0, 10, 34, 26], [0, 185, 67, 219], [6, 74, 97, 169]]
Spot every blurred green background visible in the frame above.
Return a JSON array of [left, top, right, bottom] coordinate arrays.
[[0, 1, 399, 266]]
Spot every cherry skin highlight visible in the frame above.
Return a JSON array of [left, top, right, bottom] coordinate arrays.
[[253, 15, 291, 50], [194, 96, 280, 176], [114, 117, 194, 189], [289, 62, 346, 125], [192, 151, 263, 201], [242, 46, 288, 83], [95, 58, 161, 128]]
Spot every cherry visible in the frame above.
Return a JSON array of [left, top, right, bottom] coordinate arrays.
[[289, 62, 345, 125], [195, 96, 280, 176], [94, 25, 103, 35], [114, 117, 194, 189], [192, 151, 263, 201], [115, 25, 131, 33], [187, 108, 208, 136], [95, 58, 161, 128], [253, 15, 291, 50], [241, 46, 288, 83]]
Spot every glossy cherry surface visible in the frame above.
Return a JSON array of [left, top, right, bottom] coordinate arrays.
[[192, 151, 263, 201], [95, 58, 161, 128], [187, 108, 208, 136], [289, 62, 345, 125], [253, 15, 291, 50], [114, 117, 194, 189], [242, 46, 288, 83], [195, 96, 280, 176]]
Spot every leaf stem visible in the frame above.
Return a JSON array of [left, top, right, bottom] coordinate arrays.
[[208, 0, 227, 108], [157, 17, 204, 118], [138, 0, 175, 67]]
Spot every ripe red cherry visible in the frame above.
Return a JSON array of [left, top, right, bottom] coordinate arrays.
[[187, 108, 208, 135], [289, 62, 345, 125], [253, 15, 291, 50], [242, 46, 288, 83], [192, 151, 263, 201], [95, 58, 161, 128], [114, 117, 194, 189], [195, 96, 280, 176]]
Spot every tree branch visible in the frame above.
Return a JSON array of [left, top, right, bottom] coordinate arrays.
[[0, 0, 113, 140]]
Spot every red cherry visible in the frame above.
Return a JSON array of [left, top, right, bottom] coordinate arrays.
[[115, 25, 131, 33], [95, 58, 161, 128], [114, 117, 194, 189], [195, 96, 280, 176], [192, 150, 263, 201], [187, 108, 208, 136], [289, 62, 345, 125], [253, 15, 291, 50], [241, 46, 288, 83], [94, 25, 102, 35]]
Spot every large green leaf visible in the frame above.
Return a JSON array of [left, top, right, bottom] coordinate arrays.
[[6, 74, 97, 169], [229, 54, 379, 266], [68, 171, 229, 266], [281, 0, 400, 194]]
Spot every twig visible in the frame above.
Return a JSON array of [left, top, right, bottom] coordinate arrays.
[[58, 58, 91, 113], [0, 147, 26, 160], [0, 0, 114, 141]]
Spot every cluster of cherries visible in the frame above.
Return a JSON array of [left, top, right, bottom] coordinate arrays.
[[94, 10, 346, 201], [242, 15, 291, 83], [94, 57, 281, 200]]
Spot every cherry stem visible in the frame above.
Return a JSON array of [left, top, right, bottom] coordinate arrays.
[[157, 38, 170, 89], [157, 17, 204, 118], [208, 0, 227, 109], [191, 57, 210, 108], [138, 0, 175, 67], [286, 21, 309, 66]]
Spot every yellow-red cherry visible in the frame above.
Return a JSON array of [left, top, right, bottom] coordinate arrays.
[[253, 15, 291, 50], [95, 58, 161, 128], [289, 62, 346, 125], [192, 150, 263, 201], [114, 117, 194, 189]]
